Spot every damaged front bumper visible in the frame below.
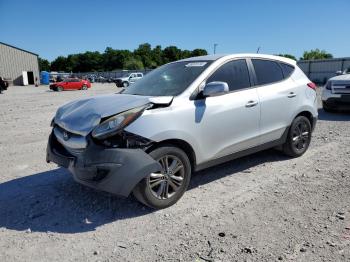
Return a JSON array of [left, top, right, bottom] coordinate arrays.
[[46, 133, 161, 197]]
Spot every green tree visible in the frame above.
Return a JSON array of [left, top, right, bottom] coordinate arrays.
[[49, 44, 209, 72], [181, 50, 192, 59], [151, 45, 163, 67], [103, 47, 131, 70], [163, 46, 182, 63], [134, 43, 154, 68], [77, 51, 103, 72], [50, 56, 68, 71], [38, 57, 50, 71], [66, 54, 79, 72], [124, 57, 144, 70], [191, 49, 208, 57], [276, 54, 297, 61], [301, 49, 333, 60]]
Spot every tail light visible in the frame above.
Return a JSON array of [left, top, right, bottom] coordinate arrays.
[[307, 82, 317, 91]]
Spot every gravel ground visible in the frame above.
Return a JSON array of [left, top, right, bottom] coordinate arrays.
[[0, 84, 349, 262]]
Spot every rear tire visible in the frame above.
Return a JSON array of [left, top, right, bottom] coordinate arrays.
[[122, 81, 129, 88], [81, 85, 88, 90], [133, 146, 191, 209], [282, 116, 312, 157], [56, 86, 63, 92]]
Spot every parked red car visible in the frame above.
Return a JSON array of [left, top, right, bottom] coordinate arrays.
[[50, 78, 91, 91]]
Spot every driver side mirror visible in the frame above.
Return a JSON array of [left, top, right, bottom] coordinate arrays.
[[202, 81, 229, 97]]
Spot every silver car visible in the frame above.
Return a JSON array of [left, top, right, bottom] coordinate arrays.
[[47, 54, 318, 209]]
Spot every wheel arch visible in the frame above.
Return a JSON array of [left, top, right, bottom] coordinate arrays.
[[295, 110, 315, 130], [146, 139, 197, 172]]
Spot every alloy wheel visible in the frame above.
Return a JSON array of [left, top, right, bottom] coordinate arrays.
[[147, 154, 185, 200], [292, 121, 310, 151]]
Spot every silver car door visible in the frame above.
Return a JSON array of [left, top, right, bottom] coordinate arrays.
[[196, 59, 260, 160]]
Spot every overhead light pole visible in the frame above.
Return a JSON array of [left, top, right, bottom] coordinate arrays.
[[214, 44, 218, 54]]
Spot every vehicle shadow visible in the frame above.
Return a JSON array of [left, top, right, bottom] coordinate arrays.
[[190, 148, 288, 189], [318, 108, 350, 121], [0, 168, 152, 234], [0, 149, 288, 234]]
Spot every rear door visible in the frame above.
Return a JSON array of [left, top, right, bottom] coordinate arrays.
[[250, 59, 297, 144], [197, 59, 261, 160]]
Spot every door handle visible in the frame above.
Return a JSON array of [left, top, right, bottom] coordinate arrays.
[[287, 92, 297, 98], [245, 100, 258, 107]]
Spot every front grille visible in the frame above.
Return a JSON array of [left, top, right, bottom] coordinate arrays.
[[53, 125, 87, 155], [333, 88, 350, 94], [332, 83, 350, 94]]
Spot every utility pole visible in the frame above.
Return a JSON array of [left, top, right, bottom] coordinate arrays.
[[214, 44, 218, 54]]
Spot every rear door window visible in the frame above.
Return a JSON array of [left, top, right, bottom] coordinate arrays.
[[207, 59, 251, 91], [252, 59, 284, 85]]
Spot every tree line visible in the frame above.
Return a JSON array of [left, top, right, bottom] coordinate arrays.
[[38, 43, 207, 72], [277, 49, 333, 61], [38, 45, 334, 72]]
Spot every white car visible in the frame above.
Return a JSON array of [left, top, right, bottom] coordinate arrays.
[[322, 73, 350, 112], [47, 54, 318, 209], [114, 72, 144, 87]]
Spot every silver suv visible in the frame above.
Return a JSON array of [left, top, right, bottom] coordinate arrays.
[[47, 54, 318, 209]]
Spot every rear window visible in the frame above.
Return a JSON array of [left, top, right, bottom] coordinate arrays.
[[252, 59, 284, 85], [280, 63, 295, 78]]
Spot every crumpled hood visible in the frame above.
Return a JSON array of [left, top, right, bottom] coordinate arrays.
[[54, 94, 159, 136]]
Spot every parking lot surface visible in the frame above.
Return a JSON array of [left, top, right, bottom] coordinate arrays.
[[0, 84, 349, 261]]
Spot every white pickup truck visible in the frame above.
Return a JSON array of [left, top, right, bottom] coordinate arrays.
[[114, 72, 143, 87]]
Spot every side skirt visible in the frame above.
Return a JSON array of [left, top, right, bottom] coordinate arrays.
[[194, 126, 290, 172]]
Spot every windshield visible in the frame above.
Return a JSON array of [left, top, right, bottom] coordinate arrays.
[[123, 61, 212, 96]]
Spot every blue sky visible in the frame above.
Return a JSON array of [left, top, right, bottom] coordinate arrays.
[[1, 0, 349, 61]]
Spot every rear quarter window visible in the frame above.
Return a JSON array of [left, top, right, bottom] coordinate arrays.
[[280, 63, 295, 78]]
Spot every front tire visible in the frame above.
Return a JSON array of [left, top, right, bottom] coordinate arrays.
[[133, 146, 191, 209], [122, 81, 129, 88], [322, 101, 336, 113], [56, 86, 63, 92], [282, 116, 312, 157], [81, 85, 88, 90]]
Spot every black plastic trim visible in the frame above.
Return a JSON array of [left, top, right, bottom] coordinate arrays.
[[46, 132, 162, 197]]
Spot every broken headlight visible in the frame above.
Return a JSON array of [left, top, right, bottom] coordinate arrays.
[[92, 105, 148, 140]]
